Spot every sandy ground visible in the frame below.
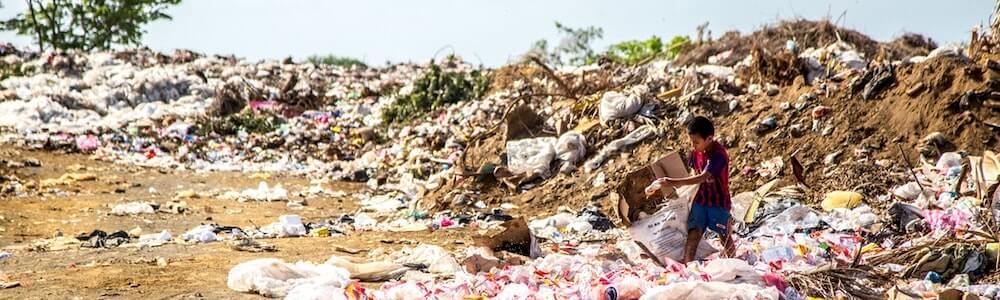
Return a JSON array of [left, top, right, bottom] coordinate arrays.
[[0, 149, 475, 299]]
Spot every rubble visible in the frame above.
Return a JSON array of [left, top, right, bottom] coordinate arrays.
[[1, 16, 1000, 299]]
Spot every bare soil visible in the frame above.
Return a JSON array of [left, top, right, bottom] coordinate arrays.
[[0, 149, 476, 299]]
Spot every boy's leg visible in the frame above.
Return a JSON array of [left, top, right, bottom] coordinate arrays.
[[705, 207, 735, 258], [683, 228, 703, 263], [684, 204, 708, 263], [720, 218, 735, 258]]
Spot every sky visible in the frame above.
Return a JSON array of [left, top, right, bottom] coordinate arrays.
[[0, 0, 995, 66]]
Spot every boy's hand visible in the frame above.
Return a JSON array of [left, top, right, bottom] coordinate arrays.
[[644, 178, 670, 196]]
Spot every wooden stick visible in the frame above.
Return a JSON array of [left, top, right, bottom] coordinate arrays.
[[897, 143, 927, 192], [529, 56, 575, 99]]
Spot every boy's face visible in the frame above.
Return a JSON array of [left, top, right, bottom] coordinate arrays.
[[689, 134, 711, 152]]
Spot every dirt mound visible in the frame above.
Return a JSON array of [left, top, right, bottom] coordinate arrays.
[[674, 19, 937, 67], [432, 50, 1000, 222], [886, 33, 938, 58]]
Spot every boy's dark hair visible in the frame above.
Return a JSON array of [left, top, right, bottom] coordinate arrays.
[[687, 116, 715, 138]]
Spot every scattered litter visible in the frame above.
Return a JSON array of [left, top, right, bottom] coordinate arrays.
[[111, 202, 155, 216], [226, 258, 350, 298]]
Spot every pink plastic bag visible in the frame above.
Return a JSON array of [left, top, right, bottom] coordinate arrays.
[[922, 209, 971, 232], [75, 135, 100, 152]]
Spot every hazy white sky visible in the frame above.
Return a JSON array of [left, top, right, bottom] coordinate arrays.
[[1, 0, 994, 66]]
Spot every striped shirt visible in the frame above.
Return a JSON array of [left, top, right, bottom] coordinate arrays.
[[688, 141, 731, 209]]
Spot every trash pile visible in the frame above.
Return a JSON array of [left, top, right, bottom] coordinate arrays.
[[2, 19, 1000, 299]]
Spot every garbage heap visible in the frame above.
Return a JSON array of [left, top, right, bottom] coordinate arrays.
[[2, 19, 1000, 299]]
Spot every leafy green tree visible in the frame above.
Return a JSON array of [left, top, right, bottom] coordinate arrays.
[[605, 36, 664, 65], [527, 22, 603, 66], [604, 35, 692, 65], [665, 35, 692, 59], [3, 0, 182, 51]]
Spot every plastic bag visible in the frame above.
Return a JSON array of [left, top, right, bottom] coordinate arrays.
[[641, 282, 780, 300], [751, 205, 820, 237], [822, 205, 877, 231], [138, 230, 172, 247], [598, 91, 642, 123], [893, 182, 923, 200], [391, 244, 461, 275], [629, 185, 718, 262], [111, 201, 155, 216], [555, 132, 586, 173], [181, 224, 218, 243], [820, 191, 862, 211], [226, 258, 351, 298], [236, 182, 289, 202], [285, 283, 347, 300], [584, 125, 655, 172], [273, 215, 308, 237], [75, 134, 100, 152], [703, 259, 763, 284], [506, 137, 557, 177], [936, 152, 962, 170]]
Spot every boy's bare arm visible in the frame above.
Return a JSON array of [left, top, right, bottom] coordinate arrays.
[[656, 172, 709, 186], [644, 171, 710, 197]]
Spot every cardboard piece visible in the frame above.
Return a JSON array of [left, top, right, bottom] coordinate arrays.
[[615, 151, 689, 226], [473, 218, 531, 257]]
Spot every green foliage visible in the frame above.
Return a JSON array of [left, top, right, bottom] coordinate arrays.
[[382, 64, 490, 124], [665, 35, 693, 59], [526, 22, 693, 67], [604, 35, 691, 65], [306, 55, 366, 68], [3, 0, 181, 51], [197, 111, 284, 136], [0, 61, 34, 81], [605, 36, 664, 65], [527, 22, 604, 67]]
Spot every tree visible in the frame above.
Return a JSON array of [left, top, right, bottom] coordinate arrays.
[[3, 0, 182, 52], [526, 22, 603, 67], [605, 36, 664, 65]]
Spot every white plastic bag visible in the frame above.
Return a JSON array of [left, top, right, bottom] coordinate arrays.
[[936, 152, 962, 170], [391, 244, 461, 275], [181, 224, 218, 243], [702, 259, 762, 284], [751, 205, 820, 237], [641, 281, 780, 300], [137, 230, 172, 247], [555, 132, 586, 165], [599, 91, 642, 123], [111, 201, 155, 216], [273, 215, 307, 237], [506, 137, 557, 177], [584, 125, 655, 172], [629, 185, 718, 262], [227, 258, 350, 298], [821, 205, 877, 231]]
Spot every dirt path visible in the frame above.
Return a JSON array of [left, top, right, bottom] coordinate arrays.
[[0, 149, 475, 299]]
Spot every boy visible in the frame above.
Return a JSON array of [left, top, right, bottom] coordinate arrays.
[[648, 116, 734, 263]]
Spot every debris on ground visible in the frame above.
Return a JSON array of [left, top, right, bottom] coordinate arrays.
[[1, 16, 1000, 299]]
